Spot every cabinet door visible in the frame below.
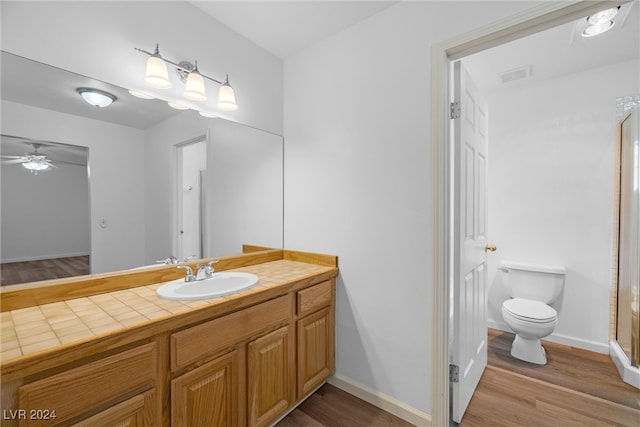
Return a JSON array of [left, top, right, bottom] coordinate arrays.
[[71, 390, 156, 427], [297, 307, 335, 398], [247, 325, 293, 427], [172, 351, 239, 427]]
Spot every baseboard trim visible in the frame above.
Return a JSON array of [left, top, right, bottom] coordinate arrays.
[[487, 319, 609, 354], [610, 340, 640, 389], [328, 374, 432, 427]]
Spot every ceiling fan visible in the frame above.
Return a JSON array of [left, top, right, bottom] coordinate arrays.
[[1, 142, 58, 174]]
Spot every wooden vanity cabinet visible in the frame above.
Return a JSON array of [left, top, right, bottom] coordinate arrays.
[[171, 350, 240, 427], [170, 294, 295, 427], [3, 275, 336, 427], [296, 280, 335, 399], [247, 325, 294, 427], [15, 342, 158, 427]]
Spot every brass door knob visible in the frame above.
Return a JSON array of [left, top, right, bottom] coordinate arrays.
[[485, 245, 497, 252]]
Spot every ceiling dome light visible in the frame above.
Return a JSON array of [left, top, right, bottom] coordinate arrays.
[[77, 88, 117, 107], [582, 20, 615, 37], [582, 6, 619, 38], [587, 7, 619, 25]]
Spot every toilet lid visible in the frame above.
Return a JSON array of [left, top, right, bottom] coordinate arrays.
[[503, 298, 557, 322]]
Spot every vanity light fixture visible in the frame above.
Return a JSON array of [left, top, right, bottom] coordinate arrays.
[[582, 6, 619, 37], [135, 43, 239, 111], [77, 88, 117, 107]]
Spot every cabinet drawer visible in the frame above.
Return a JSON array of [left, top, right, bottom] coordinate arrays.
[[171, 295, 291, 371], [18, 342, 156, 427], [297, 281, 332, 317]]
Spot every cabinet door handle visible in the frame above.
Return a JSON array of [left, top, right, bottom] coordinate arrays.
[[485, 245, 497, 252]]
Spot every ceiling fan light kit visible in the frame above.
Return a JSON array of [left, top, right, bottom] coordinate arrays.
[[134, 43, 239, 112], [2, 142, 55, 174]]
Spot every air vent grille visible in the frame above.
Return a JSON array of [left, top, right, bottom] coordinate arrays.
[[499, 65, 531, 84]]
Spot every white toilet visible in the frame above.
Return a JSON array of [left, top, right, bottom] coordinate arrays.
[[500, 261, 566, 364]]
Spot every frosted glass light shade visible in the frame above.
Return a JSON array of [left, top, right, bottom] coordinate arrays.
[[22, 158, 50, 171], [217, 83, 238, 111], [582, 20, 614, 37], [77, 88, 116, 107], [145, 55, 171, 89], [587, 7, 618, 24], [183, 71, 207, 101]]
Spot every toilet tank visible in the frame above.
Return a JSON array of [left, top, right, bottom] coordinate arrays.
[[500, 261, 566, 304]]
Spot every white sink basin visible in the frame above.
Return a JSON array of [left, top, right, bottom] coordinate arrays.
[[156, 272, 259, 301]]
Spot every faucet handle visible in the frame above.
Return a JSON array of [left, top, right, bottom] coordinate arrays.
[[182, 254, 196, 262], [177, 265, 195, 282]]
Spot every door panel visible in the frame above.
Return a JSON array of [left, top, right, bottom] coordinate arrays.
[[452, 61, 489, 423]]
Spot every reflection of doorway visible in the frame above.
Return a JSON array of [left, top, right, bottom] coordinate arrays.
[[176, 137, 207, 261], [1, 136, 90, 285]]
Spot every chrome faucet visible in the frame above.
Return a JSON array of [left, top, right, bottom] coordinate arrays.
[[157, 255, 196, 265], [157, 255, 179, 265], [195, 260, 219, 281], [177, 259, 219, 282], [177, 265, 196, 282]]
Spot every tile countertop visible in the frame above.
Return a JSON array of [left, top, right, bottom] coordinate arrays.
[[1, 259, 335, 364]]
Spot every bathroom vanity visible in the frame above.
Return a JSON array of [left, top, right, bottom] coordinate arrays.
[[0, 247, 338, 426]]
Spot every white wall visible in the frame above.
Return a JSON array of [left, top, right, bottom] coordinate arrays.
[[1, 1, 283, 135], [284, 1, 541, 415], [2, 101, 145, 273], [485, 59, 640, 353], [1, 159, 89, 262], [144, 114, 284, 264]]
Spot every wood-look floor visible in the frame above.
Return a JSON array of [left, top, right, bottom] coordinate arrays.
[[1, 256, 90, 285], [276, 383, 414, 427], [460, 329, 640, 427], [278, 329, 639, 427]]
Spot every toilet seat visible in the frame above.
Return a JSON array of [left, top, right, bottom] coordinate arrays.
[[503, 298, 557, 323]]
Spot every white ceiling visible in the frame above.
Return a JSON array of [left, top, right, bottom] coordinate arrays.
[[192, 1, 638, 92], [189, 1, 399, 59], [1, 1, 637, 136]]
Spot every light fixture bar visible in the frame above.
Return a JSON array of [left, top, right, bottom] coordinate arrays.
[[135, 44, 238, 111], [134, 46, 226, 85]]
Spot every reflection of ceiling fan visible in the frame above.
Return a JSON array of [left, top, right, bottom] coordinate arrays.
[[1, 143, 58, 174]]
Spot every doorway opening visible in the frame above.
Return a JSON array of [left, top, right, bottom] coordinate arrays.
[[430, 1, 637, 425], [175, 136, 207, 261]]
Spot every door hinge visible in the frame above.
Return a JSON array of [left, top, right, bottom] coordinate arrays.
[[449, 364, 459, 383], [450, 101, 460, 119]]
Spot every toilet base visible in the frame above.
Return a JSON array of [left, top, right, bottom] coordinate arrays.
[[510, 335, 547, 364]]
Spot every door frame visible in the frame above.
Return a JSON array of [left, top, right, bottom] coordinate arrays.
[[173, 134, 208, 261], [429, 1, 626, 425]]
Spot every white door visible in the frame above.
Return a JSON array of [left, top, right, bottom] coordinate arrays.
[[451, 61, 490, 423], [176, 139, 207, 260]]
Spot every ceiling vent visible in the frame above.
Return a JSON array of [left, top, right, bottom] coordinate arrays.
[[499, 65, 531, 84]]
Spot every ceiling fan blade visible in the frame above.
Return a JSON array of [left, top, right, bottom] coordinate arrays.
[[0, 155, 24, 160], [1, 159, 27, 165]]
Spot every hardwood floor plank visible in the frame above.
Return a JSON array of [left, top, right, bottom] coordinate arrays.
[[276, 384, 413, 427], [1, 256, 90, 285], [487, 329, 639, 409], [461, 329, 640, 427]]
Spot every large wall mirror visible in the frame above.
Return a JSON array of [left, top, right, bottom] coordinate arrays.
[[0, 51, 284, 286]]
